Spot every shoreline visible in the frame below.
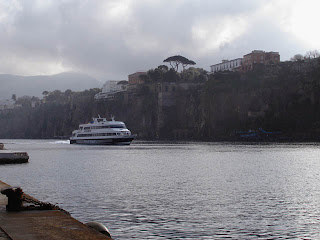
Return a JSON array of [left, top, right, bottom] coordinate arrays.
[[1, 138, 320, 143]]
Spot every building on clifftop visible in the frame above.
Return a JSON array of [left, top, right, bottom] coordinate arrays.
[[128, 72, 147, 85], [210, 58, 242, 73], [242, 50, 280, 72], [210, 50, 280, 73], [94, 80, 128, 100]]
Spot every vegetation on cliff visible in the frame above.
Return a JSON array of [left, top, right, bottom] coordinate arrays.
[[0, 58, 320, 141]]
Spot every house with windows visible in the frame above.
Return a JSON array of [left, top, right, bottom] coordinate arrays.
[[0, 99, 15, 110], [210, 50, 280, 73], [210, 58, 242, 73], [128, 72, 147, 85], [94, 80, 128, 100], [242, 50, 280, 72]]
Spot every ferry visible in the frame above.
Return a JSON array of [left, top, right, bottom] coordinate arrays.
[[70, 116, 136, 145]]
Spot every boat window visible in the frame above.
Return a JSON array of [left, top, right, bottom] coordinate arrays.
[[77, 132, 120, 137], [97, 119, 103, 122], [104, 133, 117, 136], [84, 127, 90, 130], [91, 126, 113, 129], [78, 134, 93, 137], [110, 125, 125, 128]]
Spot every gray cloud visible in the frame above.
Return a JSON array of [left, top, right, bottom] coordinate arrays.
[[0, 0, 318, 81]]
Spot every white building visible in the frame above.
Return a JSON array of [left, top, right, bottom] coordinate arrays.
[[0, 99, 15, 110], [94, 80, 128, 100], [210, 58, 242, 73]]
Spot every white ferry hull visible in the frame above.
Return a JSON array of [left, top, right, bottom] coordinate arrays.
[[70, 136, 135, 145], [70, 117, 135, 145]]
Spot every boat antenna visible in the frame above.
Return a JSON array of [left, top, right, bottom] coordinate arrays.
[[98, 114, 101, 118]]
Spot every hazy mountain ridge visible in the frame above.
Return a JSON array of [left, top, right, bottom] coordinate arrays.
[[0, 72, 102, 99]]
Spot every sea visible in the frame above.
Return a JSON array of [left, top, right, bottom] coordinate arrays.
[[1, 140, 320, 239]]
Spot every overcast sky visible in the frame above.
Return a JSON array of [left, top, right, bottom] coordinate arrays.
[[0, 0, 319, 81]]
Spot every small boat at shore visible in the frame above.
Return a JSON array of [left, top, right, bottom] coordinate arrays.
[[70, 116, 136, 145]]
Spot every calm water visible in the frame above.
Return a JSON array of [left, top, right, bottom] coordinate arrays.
[[1, 140, 320, 239]]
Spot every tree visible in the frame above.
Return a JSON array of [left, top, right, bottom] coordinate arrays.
[[158, 65, 169, 71], [64, 89, 73, 97], [11, 94, 16, 101], [16, 95, 32, 108], [139, 74, 152, 83], [290, 54, 304, 62], [146, 65, 172, 83], [181, 67, 208, 82], [305, 50, 320, 59], [163, 55, 196, 71]]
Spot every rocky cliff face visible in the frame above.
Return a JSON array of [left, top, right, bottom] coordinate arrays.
[[0, 60, 319, 141], [195, 59, 320, 140]]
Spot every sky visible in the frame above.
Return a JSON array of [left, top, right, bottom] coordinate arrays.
[[0, 0, 319, 82]]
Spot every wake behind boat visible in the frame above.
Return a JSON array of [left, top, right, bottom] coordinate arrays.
[[70, 117, 136, 145]]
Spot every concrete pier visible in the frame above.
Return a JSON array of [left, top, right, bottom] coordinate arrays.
[[0, 151, 29, 164], [0, 144, 29, 164], [0, 181, 112, 239]]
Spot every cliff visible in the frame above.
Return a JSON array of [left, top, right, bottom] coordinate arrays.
[[0, 60, 319, 141]]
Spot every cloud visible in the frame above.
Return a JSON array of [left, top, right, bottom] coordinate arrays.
[[0, 0, 318, 81], [286, 0, 320, 49]]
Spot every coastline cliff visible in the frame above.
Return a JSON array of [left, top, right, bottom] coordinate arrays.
[[0, 59, 319, 141]]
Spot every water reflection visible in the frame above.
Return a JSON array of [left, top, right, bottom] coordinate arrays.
[[1, 140, 320, 239]]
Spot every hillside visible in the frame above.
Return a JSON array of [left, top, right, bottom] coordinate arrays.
[[0, 72, 102, 99], [0, 60, 320, 141]]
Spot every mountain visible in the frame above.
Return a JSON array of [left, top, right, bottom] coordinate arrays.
[[0, 72, 102, 99]]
